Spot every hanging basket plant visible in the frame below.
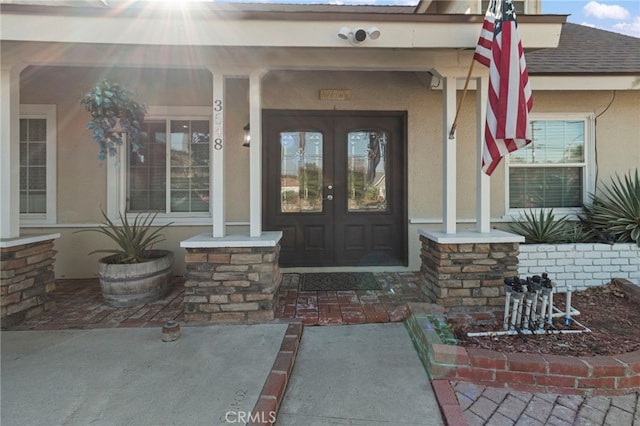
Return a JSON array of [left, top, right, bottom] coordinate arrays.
[[80, 79, 147, 161]]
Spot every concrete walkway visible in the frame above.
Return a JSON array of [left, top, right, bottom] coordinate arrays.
[[1, 324, 288, 425], [4, 318, 636, 426], [276, 323, 444, 425]]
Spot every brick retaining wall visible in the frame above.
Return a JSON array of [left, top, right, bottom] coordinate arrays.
[[183, 245, 282, 323], [1, 238, 57, 328], [406, 303, 640, 397]]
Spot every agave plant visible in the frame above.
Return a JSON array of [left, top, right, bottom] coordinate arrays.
[[562, 221, 596, 243], [77, 210, 171, 264], [509, 209, 573, 244], [581, 170, 640, 247]]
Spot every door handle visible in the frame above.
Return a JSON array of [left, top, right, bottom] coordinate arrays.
[[324, 195, 334, 201]]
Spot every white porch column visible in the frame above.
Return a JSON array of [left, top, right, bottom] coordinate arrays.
[[249, 70, 265, 237], [212, 72, 226, 238], [0, 63, 26, 239], [476, 76, 491, 233], [442, 76, 457, 234]]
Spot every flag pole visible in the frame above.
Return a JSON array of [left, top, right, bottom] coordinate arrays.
[[448, 58, 476, 140]]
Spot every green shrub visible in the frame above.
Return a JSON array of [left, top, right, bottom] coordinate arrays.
[[581, 170, 640, 247], [509, 209, 574, 244], [561, 221, 596, 243], [511, 169, 640, 246]]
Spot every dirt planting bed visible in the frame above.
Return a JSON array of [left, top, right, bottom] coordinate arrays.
[[451, 280, 640, 357]]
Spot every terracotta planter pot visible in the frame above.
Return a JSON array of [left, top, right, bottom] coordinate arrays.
[[97, 250, 174, 307]]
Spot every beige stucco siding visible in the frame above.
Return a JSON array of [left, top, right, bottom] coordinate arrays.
[[262, 70, 446, 221], [19, 66, 243, 278], [17, 65, 640, 278], [530, 90, 640, 181]]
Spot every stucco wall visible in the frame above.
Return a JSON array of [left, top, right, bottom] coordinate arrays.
[[22, 225, 252, 278], [263, 70, 445, 223], [19, 66, 254, 278], [17, 66, 640, 278], [530, 90, 640, 182]]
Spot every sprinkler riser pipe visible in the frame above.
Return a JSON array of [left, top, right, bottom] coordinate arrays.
[[565, 285, 573, 325], [503, 290, 512, 330], [523, 298, 533, 330]]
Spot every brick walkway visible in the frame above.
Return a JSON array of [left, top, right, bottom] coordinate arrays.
[[6, 272, 424, 330], [454, 381, 640, 425], [274, 272, 425, 325], [6, 278, 185, 330]]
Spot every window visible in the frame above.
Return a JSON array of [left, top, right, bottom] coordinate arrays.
[[481, 0, 525, 14], [127, 118, 210, 214], [507, 113, 594, 213], [19, 105, 57, 224]]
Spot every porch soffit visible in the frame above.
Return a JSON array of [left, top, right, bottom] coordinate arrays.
[[0, 42, 485, 78], [0, 7, 563, 51]]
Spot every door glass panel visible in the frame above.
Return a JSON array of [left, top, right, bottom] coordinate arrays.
[[280, 131, 323, 213], [347, 130, 388, 212]]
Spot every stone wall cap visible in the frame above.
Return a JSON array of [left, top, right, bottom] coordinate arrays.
[[180, 232, 283, 248], [0, 233, 61, 248], [418, 229, 524, 244]]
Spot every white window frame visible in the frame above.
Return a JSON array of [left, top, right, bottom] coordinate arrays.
[[19, 104, 57, 225], [504, 112, 595, 220], [108, 106, 213, 225], [478, 0, 528, 14]]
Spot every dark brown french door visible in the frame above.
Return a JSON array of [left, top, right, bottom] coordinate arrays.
[[263, 110, 407, 267]]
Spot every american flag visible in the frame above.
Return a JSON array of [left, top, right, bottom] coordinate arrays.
[[473, 0, 498, 67], [477, 0, 533, 176]]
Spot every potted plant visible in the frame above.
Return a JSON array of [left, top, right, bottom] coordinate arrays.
[[77, 211, 174, 307], [80, 79, 147, 161]]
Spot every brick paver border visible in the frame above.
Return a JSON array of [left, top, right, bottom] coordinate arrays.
[[249, 321, 303, 426], [406, 303, 640, 397]]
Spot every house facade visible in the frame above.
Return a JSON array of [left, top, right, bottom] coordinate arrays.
[[1, 1, 639, 324]]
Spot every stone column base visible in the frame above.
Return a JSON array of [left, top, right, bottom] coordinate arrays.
[[181, 232, 283, 324], [418, 229, 523, 314], [1, 234, 60, 329]]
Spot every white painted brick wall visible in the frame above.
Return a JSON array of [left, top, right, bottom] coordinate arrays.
[[518, 243, 640, 291]]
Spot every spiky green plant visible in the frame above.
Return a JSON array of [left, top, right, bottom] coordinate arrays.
[[581, 170, 640, 247], [509, 209, 573, 244], [559, 221, 595, 243], [76, 210, 171, 264]]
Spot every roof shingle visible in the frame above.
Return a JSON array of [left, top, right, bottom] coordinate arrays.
[[527, 22, 640, 75]]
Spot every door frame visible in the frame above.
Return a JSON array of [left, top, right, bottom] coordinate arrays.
[[262, 109, 408, 267]]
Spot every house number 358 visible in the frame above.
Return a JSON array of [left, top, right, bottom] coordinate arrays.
[[213, 99, 223, 150]]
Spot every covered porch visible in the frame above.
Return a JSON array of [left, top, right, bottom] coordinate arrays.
[[0, 2, 563, 325]]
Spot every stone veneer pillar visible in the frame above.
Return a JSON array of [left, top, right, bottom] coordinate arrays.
[[1, 234, 60, 328], [418, 229, 523, 313], [180, 232, 283, 324]]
